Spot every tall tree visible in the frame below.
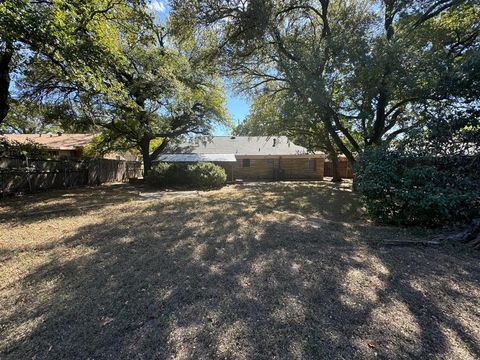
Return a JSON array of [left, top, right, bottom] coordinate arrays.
[[0, 0, 146, 125], [23, 14, 229, 173], [172, 0, 480, 166]]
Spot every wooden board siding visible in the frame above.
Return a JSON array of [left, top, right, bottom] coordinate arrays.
[[216, 156, 324, 181], [280, 157, 324, 180], [324, 158, 354, 178]]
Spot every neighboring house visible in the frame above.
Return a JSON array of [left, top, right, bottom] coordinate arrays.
[[0, 133, 137, 161], [157, 136, 325, 181]]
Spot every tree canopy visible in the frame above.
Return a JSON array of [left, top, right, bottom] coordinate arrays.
[[2, 1, 230, 172], [23, 7, 229, 172], [2, 0, 478, 178], [0, 0, 149, 126], [172, 0, 480, 164]]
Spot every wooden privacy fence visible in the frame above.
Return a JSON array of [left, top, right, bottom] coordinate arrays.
[[0, 157, 142, 195], [324, 158, 354, 179]]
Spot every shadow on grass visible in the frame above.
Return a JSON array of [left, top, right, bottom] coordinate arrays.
[[1, 182, 479, 359], [0, 184, 142, 225], [234, 181, 363, 222]]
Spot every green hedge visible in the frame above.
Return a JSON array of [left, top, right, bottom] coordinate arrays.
[[355, 114, 480, 227], [355, 146, 479, 226], [145, 162, 227, 190]]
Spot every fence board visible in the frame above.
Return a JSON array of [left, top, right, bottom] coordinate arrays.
[[0, 157, 142, 195]]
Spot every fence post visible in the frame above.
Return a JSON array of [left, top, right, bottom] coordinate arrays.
[[25, 156, 32, 192], [64, 162, 67, 188]]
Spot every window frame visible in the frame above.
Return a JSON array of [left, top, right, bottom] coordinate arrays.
[[308, 158, 316, 171], [242, 159, 251, 168]]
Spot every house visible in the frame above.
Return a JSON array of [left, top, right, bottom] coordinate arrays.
[[0, 133, 137, 161], [157, 136, 325, 181]]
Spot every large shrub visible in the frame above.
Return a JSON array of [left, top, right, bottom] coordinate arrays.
[[355, 116, 480, 227], [145, 162, 227, 190]]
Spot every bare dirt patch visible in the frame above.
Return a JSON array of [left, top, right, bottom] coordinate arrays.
[[1, 181, 479, 359]]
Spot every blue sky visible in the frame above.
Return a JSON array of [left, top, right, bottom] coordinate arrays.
[[150, 1, 251, 135], [217, 91, 251, 135]]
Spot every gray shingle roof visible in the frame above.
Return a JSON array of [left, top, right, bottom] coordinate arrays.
[[157, 153, 237, 162], [169, 136, 320, 156]]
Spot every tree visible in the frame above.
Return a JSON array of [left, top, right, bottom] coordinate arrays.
[[0, 0, 146, 125], [172, 0, 479, 167], [23, 14, 229, 174], [355, 108, 480, 226], [0, 100, 60, 134], [98, 25, 229, 174]]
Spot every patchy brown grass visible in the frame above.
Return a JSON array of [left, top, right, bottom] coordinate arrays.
[[0, 181, 479, 359]]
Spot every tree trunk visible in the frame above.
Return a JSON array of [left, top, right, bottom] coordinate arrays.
[[320, 111, 356, 166], [0, 44, 13, 126], [324, 135, 342, 182], [141, 137, 170, 177], [352, 175, 358, 192], [331, 154, 342, 182], [140, 139, 151, 177], [371, 2, 395, 145]]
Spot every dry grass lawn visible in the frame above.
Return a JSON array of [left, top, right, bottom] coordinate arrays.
[[0, 181, 479, 359]]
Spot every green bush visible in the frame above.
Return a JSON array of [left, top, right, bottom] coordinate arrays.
[[355, 112, 480, 228], [144, 162, 172, 188], [356, 146, 479, 226], [145, 162, 227, 190]]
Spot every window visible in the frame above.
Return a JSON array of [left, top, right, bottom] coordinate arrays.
[[266, 159, 274, 167], [242, 159, 251, 168], [308, 159, 316, 171]]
